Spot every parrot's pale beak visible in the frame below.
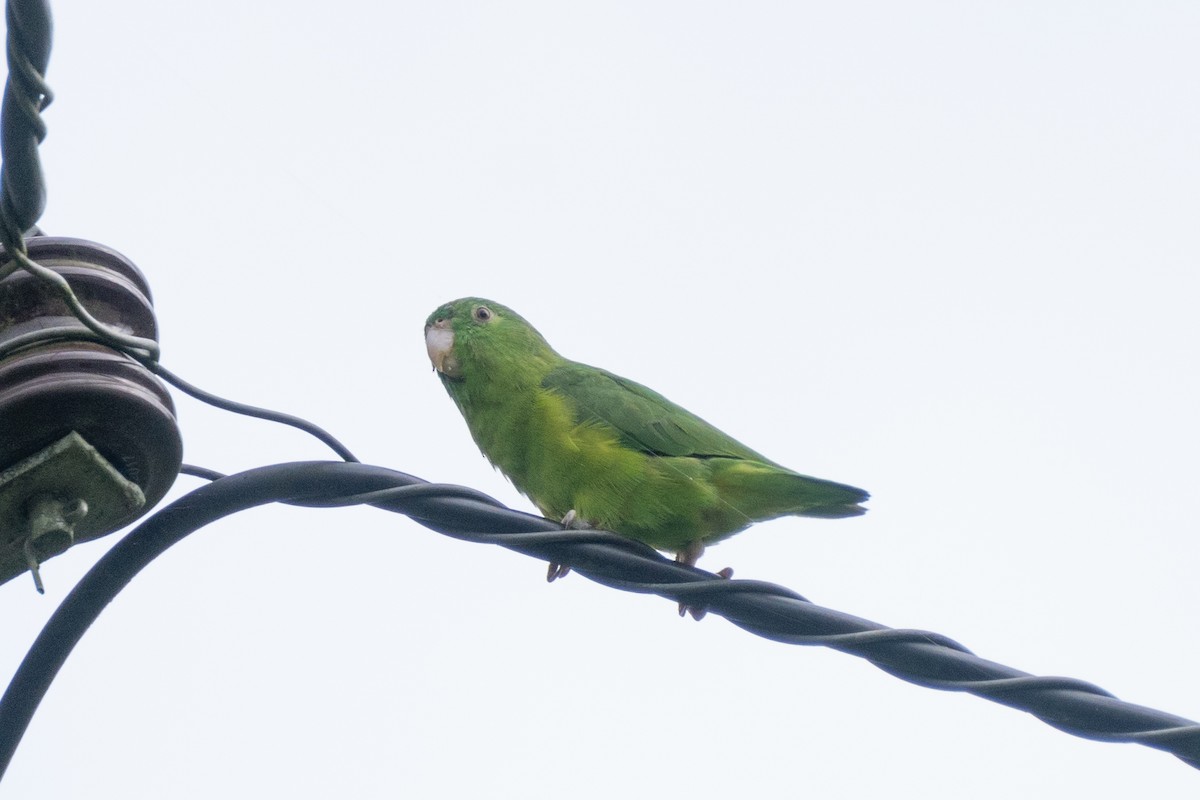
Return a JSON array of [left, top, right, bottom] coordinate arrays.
[[425, 319, 461, 378]]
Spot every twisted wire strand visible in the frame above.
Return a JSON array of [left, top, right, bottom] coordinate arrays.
[[0, 0, 52, 246], [1, 461, 1197, 780]]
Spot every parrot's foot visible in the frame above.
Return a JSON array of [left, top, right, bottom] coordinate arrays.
[[674, 542, 733, 620], [679, 566, 734, 620], [560, 509, 592, 529], [677, 567, 734, 621], [547, 509, 592, 582]]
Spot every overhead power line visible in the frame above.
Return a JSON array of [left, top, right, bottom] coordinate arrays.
[[1, 461, 1197, 780]]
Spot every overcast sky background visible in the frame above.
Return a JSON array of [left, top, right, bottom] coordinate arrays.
[[2, 2, 1199, 797]]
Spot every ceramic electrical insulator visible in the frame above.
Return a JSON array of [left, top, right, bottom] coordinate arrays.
[[0, 237, 182, 588]]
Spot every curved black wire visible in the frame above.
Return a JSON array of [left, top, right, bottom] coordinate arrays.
[[150, 362, 359, 462], [178, 463, 225, 482], [1, 461, 1198, 781], [0, 324, 361, 463], [0, 0, 52, 246]]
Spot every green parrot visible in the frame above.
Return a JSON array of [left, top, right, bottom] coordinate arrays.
[[425, 297, 868, 586]]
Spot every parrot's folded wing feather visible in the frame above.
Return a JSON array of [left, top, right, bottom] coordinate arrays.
[[543, 362, 869, 517], [542, 362, 773, 461]]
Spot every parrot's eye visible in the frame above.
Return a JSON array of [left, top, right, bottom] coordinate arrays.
[[473, 306, 494, 322]]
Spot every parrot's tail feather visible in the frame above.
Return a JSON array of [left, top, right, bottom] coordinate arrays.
[[796, 503, 868, 519], [712, 462, 869, 524]]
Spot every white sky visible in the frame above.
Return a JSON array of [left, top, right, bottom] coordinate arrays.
[[3, 2, 1199, 797]]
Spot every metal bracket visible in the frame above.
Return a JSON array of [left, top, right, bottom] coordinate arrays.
[[0, 431, 144, 591]]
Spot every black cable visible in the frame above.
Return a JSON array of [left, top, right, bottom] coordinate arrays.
[[1, 460, 1198, 782], [0, 462, 437, 781], [179, 463, 225, 482]]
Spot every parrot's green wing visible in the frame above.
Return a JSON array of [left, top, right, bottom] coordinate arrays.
[[542, 362, 869, 520], [542, 362, 774, 462]]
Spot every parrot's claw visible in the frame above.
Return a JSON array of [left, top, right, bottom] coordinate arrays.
[[548, 509, 593, 581], [676, 542, 734, 619], [560, 509, 592, 530]]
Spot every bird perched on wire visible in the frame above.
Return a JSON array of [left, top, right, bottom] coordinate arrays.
[[424, 297, 868, 612]]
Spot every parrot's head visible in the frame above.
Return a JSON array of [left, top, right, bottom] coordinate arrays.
[[425, 297, 557, 384]]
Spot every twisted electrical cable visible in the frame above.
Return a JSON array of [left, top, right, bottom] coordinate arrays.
[[0, 0, 52, 246], [1, 460, 1197, 782]]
